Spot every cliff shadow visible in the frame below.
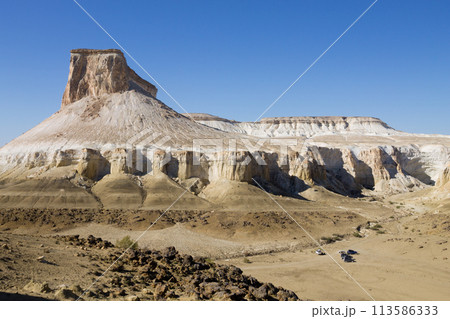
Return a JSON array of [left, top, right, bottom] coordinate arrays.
[[0, 292, 53, 301], [252, 174, 309, 201]]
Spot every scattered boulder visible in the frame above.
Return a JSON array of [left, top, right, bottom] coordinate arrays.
[[252, 284, 269, 300], [55, 234, 113, 249], [24, 280, 52, 294], [69, 285, 84, 296], [54, 288, 79, 301], [125, 295, 140, 301]]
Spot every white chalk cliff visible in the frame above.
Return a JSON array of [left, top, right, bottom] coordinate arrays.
[[189, 114, 399, 137]]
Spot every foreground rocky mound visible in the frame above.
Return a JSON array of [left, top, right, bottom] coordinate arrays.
[[11, 235, 299, 301], [97, 245, 300, 301]]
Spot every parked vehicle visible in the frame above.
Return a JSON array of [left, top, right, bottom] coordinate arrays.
[[340, 250, 356, 262], [343, 255, 355, 262], [315, 249, 325, 255]]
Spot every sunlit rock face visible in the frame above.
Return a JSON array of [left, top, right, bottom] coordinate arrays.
[[61, 49, 157, 107], [436, 162, 450, 188]]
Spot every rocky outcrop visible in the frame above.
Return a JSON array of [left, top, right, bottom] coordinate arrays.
[[289, 151, 326, 184], [358, 148, 392, 184], [436, 162, 450, 188], [100, 244, 300, 300], [61, 49, 157, 107], [76, 148, 110, 180], [152, 150, 269, 184], [106, 148, 130, 175], [341, 149, 373, 189], [51, 150, 77, 168], [207, 151, 270, 183], [27, 236, 300, 301], [311, 146, 427, 194]]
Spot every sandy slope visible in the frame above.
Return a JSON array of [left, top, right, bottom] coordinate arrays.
[[141, 172, 213, 210], [0, 179, 99, 209], [92, 174, 144, 209]]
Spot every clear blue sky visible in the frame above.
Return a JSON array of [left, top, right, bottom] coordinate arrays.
[[1, 0, 449, 147]]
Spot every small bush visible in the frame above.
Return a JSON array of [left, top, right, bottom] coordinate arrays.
[[376, 230, 385, 234], [115, 236, 138, 250], [353, 232, 363, 238], [320, 235, 344, 244], [371, 224, 383, 230], [320, 236, 334, 244], [243, 257, 251, 264], [205, 258, 214, 265]]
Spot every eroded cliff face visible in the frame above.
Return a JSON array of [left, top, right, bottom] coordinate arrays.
[[3, 140, 439, 196], [317, 146, 427, 194], [0, 48, 449, 209], [61, 49, 157, 107], [288, 150, 327, 184], [137, 150, 269, 184], [76, 148, 110, 180], [186, 114, 449, 194], [436, 162, 450, 188]]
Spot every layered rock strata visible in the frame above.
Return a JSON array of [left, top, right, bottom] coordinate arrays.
[[0, 49, 449, 209]]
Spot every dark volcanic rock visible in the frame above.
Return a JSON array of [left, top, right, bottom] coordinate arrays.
[[99, 245, 300, 301], [52, 235, 300, 301]]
